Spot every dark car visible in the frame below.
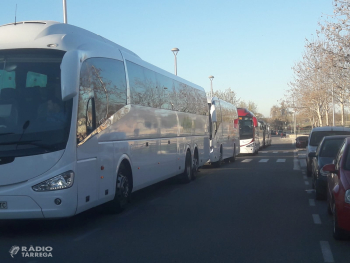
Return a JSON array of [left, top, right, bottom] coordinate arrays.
[[309, 135, 349, 200], [323, 137, 350, 239], [296, 136, 308, 148], [306, 126, 350, 177]]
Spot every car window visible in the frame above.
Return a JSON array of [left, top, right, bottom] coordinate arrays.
[[345, 145, 350, 171], [310, 131, 350, 146], [335, 142, 346, 170], [319, 139, 346, 158]]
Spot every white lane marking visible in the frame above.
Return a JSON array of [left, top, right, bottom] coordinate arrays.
[[302, 171, 306, 174], [306, 189, 315, 193], [309, 199, 315, 206], [260, 151, 267, 153], [303, 176, 307, 179], [276, 159, 286, 162], [305, 181, 310, 185], [313, 214, 322, 224], [273, 151, 278, 153], [242, 159, 253, 163], [320, 241, 334, 263], [259, 159, 269, 162], [283, 151, 288, 153], [74, 228, 101, 242], [293, 159, 300, 170]]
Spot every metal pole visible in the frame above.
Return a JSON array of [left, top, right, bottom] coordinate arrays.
[[174, 55, 177, 75], [332, 84, 335, 126], [63, 0, 68, 24], [294, 112, 296, 135], [171, 48, 179, 76], [209, 76, 214, 97]]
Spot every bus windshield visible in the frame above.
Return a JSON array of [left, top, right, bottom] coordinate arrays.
[[239, 119, 254, 139], [0, 49, 72, 158]]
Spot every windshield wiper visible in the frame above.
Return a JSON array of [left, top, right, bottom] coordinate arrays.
[[0, 133, 14, 136], [0, 140, 55, 151]]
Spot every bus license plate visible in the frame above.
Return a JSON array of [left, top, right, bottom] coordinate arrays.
[[0, 202, 7, 209]]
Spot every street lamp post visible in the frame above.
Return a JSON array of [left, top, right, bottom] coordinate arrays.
[[63, 0, 68, 24], [171, 48, 179, 75], [209, 75, 214, 97]]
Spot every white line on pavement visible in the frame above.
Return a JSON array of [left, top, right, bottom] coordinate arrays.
[[273, 151, 278, 153], [305, 181, 310, 185], [283, 151, 288, 153], [259, 159, 269, 162], [313, 214, 322, 224], [305, 189, 315, 193], [276, 159, 286, 162], [293, 159, 300, 170], [309, 199, 315, 206], [242, 159, 253, 163], [303, 176, 307, 179], [260, 151, 267, 153], [320, 241, 334, 262], [74, 228, 101, 242]]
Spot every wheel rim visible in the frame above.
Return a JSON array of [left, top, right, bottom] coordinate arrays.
[[186, 156, 191, 180], [117, 173, 129, 204], [193, 156, 198, 173]]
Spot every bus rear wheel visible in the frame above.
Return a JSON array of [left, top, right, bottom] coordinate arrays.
[[180, 151, 192, 183]]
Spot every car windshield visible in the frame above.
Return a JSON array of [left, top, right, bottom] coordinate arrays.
[[0, 49, 72, 158], [319, 139, 345, 158], [298, 137, 308, 141], [239, 118, 253, 139], [310, 131, 350, 146]]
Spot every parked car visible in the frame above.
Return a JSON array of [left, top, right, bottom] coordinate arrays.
[[309, 135, 349, 200], [296, 136, 308, 148], [323, 137, 350, 239], [280, 132, 287, 138], [306, 127, 350, 177], [277, 130, 283, 136]]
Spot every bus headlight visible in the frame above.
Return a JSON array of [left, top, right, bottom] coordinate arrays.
[[32, 171, 75, 192], [345, 190, 350, 204]]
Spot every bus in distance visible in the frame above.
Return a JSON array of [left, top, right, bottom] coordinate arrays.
[[0, 21, 210, 219], [237, 108, 260, 154], [208, 97, 240, 167]]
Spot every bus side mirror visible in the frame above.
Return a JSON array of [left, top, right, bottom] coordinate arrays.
[[61, 50, 82, 101]]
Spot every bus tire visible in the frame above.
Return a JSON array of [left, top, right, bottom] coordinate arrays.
[[192, 148, 199, 180], [212, 147, 222, 168], [180, 150, 192, 183], [230, 148, 236, 162], [106, 163, 131, 213]]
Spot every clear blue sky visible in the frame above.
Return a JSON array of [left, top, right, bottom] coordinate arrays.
[[0, 0, 334, 117]]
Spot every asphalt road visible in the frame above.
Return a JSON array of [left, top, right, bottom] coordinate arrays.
[[1, 136, 350, 263]]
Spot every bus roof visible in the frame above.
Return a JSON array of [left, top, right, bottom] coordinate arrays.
[[0, 21, 205, 92], [237, 108, 255, 117]]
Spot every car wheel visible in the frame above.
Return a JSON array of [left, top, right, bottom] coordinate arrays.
[[327, 197, 333, 215], [333, 203, 348, 240], [307, 163, 312, 177]]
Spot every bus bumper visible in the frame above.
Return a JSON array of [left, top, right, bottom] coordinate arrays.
[[0, 196, 44, 219]]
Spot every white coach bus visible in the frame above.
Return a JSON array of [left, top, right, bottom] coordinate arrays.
[[0, 21, 209, 219], [208, 97, 240, 167]]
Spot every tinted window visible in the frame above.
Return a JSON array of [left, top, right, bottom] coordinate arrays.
[[156, 73, 173, 110], [127, 61, 146, 106], [239, 119, 254, 139], [0, 49, 72, 158], [345, 145, 350, 170], [319, 139, 345, 157], [310, 131, 350, 146], [77, 58, 127, 143]]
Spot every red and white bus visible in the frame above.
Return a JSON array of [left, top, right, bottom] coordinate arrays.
[[237, 108, 260, 154]]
